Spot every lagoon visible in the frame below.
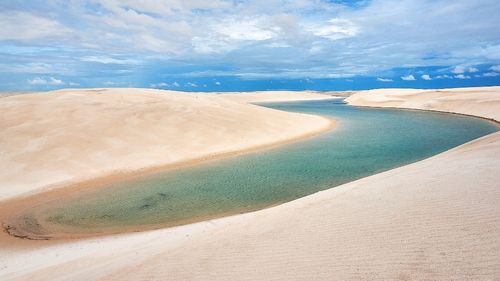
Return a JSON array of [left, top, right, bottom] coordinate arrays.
[[13, 99, 499, 238]]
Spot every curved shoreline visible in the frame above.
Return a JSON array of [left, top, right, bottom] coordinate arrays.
[[3, 97, 498, 242], [349, 104, 500, 126], [0, 89, 336, 202], [0, 116, 336, 241], [344, 87, 500, 122], [1, 87, 499, 280]]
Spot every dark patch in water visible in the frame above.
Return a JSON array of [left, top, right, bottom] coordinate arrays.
[[138, 192, 172, 211], [139, 204, 152, 210]]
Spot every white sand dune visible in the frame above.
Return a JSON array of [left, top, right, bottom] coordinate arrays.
[[0, 88, 333, 201], [346, 86, 500, 121], [0, 87, 499, 280], [217, 90, 338, 103]]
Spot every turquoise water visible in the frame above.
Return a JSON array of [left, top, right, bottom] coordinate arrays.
[[38, 99, 499, 233]]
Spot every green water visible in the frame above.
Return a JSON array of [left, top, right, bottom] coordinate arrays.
[[42, 99, 499, 231]]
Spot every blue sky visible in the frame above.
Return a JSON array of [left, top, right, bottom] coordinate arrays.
[[1, 0, 500, 92]]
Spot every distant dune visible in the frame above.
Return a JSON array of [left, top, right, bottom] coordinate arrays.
[[346, 86, 500, 121], [0, 87, 499, 280], [217, 90, 338, 103]]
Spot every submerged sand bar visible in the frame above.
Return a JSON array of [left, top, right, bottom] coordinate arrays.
[[0, 87, 499, 280]]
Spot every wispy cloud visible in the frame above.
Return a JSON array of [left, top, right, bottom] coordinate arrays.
[[0, 11, 70, 41], [401, 75, 416, 81], [483, 72, 499, 77], [377, 77, 393, 82], [27, 77, 65, 85], [454, 74, 470, 79], [452, 66, 479, 74], [81, 56, 140, 65], [149, 82, 168, 88], [490, 65, 500, 72], [436, 74, 453, 79], [311, 18, 359, 41], [1, 0, 499, 90], [421, 74, 432, 80]]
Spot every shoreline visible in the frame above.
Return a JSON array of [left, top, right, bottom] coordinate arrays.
[[2, 89, 499, 242], [3, 99, 498, 242], [0, 89, 336, 201], [350, 104, 500, 126], [1, 87, 499, 280], [344, 87, 500, 121], [0, 116, 336, 242], [4, 129, 498, 278]]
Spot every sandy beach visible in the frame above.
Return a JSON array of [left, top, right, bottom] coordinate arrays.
[[0, 87, 499, 280]]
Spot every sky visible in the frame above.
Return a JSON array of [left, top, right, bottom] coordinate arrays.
[[1, 0, 500, 92]]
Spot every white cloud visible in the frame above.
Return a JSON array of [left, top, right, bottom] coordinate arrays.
[[452, 66, 479, 74], [483, 72, 499, 77], [96, 0, 231, 17], [27, 77, 65, 85], [4, 0, 500, 83], [436, 74, 453, 79], [451, 66, 466, 74], [217, 18, 275, 41], [0, 12, 70, 41], [401, 74, 415, 81], [490, 65, 500, 72], [468, 67, 479, 73], [376, 77, 393, 82], [266, 42, 291, 48], [191, 36, 232, 54], [83, 2, 195, 54], [312, 18, 359, 40], [192, 17, 277, 54], [0, 63, 61, 74], [421, 74, 432, 80], [454, 74, 470, 79], [81, 56, 140, 65], [150, 82, 168, 88]]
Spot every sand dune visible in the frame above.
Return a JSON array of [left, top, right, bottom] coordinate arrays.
[[0, 87, 499, 280], [217, 90, 337, 103], [346, 86, 500, 121], [0, 88, 333, 201]]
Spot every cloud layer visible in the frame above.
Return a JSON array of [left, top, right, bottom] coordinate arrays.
[[0, 0, 499, 90]]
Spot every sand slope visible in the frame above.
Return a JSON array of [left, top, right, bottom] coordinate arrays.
[[0, 87, 499, 280], [346, 86, 500, 121], [107, 132, 500, 281], [0, 88, 332, 201]]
